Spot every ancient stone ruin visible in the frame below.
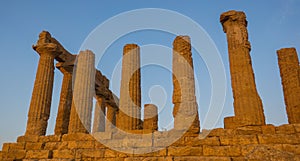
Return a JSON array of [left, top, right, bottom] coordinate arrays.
[[0, 10, 300, 161]]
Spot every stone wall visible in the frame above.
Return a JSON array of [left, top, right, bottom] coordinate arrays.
[[1, 124, 300, 160]]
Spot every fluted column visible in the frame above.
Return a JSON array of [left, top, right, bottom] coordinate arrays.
[[143, 104, 158, 131], [93, 97, 106, 132], [68, 50, 95, 133], [25, 32, 60, 136], [54, 63, 73, 135], [117, 44, 142, 131], [172, 36, 200, 132], [220, 10, 265, 128], [277, 48, 300, 124], [106, 104, 116, 130]]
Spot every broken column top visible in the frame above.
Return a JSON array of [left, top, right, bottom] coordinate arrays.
[[277, 47, 297, 55], [123, 44, 139, 55], [173, 35, 191, 45], [220, 10, 247, 33]]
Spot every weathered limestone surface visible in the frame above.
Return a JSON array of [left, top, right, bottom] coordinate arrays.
[[220, 10, 266, 128], [54, 63, 73, 135], [277, 48, 300, 124], [68, 50, 95, 134], [93, 97, 106, 133], [25, 31, 61, 136], [117, 44, 142, 131], [1, 125, 300, 160], [172, 36, 200, 132], [143, 104, 158, 131]]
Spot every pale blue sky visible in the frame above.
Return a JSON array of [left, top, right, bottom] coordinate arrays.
[[0, 1, 299, 148]]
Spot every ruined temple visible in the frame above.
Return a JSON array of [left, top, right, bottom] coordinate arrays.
[[0, 10, 300, 161]]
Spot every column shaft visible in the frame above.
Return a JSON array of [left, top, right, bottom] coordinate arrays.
[[93, 97, 106, 132], [54, 66, 73, 135], [26, 31, 60, 136], [277, 48, 300, 124], [143, 104, 158, 131], [172, 36, 200, 132], [220, 10, 265, 128], [68, 50, 95, 133], [26, 52, 56, 135], [117, 44, 142, 131]]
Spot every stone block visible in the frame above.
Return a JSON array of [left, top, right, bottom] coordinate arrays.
[[244, 145, 296, 160], [25, 150, 52, 159], [25, 142, 45, 150], [67, 141, 95, 149], [6, 150, 26, 160], [294, 124, 300, 133], [276, 124, 296, 134], [207, 128, 236, 137], [234, 126, 262, 135], [185, 136, 220, 146], [62, 133, 95, 141], [39, 135, 62, 142], [123, 138, 152, 147], [173, 156, 231, 161], [17, 135, 39, 143], [258, 134, 300, 144], [44, 142, 68, 150], [220, 135, 258, 145], [282, 144, 300, 155], [93, 132, 112, 140], [104, 149, 119, 158], [2, 143, 25, 152], [203, 145, 241, 157], [52, 149, 75, 158], [262, 124, 275, 134], [75, 149, 104, 158], [167, 146, 202, 156]]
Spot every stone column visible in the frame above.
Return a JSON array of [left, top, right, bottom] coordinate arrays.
[[68, 50, 95, 133], [54, 63, 73, 135], [106, 104, 116, 130], [172, 36, 200, 132], [143, 104, 158, 131], [25, 32, 60, 136], [117, 44, 142, 131], [277, 48, 300, 124], [220, 10, 265, 128], [93, 97, 106, 133]]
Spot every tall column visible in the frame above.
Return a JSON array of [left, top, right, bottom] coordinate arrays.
[[106, 104, 116, 130], [220, 10, 265, 128], [93, 97, 106, 133], [277, 48, 300, 124], [54, 63, 73, 135], [143, 104, 158, 131], [68, 50, 95, 133], [25, 32, 60, 136], [172, 36, 200, 132], [117, 44, 142, 131]]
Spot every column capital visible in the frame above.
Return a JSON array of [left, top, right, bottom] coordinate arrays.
[[220, 10, 247, 33], [33, 43, 62, 58]]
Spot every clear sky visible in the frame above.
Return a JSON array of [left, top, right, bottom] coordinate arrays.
[[0, 1, 299, 148]]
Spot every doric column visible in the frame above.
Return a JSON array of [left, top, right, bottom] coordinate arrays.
[[68, 50, 95, 133], [106, 104, 116, 130], [172, 36, 200, 132], [277, 48, 300, 124], [143, 104, 158, 131], [93, 97, 106, 132], [54, 63, 73, 135], [220, 10, 265, 128], [25, 32, 60, 136], [117, 44, 142, 131]]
